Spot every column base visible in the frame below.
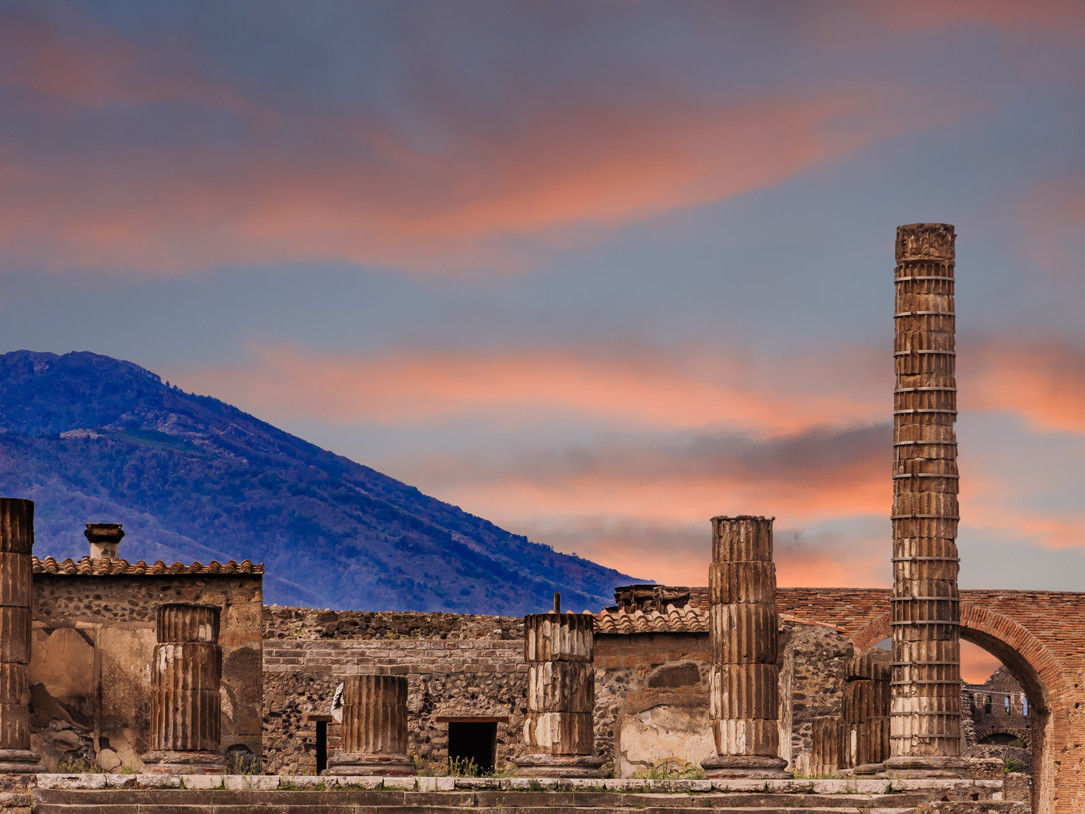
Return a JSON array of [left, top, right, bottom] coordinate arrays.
[[325, 752, 415, 776], [883, 755, 970, 778], [852, 762, 885, 776], [0, 749, 43, 774], [141, 750, 225, 774], [701, 755, 791, 779], [513, 754, 605, 778]]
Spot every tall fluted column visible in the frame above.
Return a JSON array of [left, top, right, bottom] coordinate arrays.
[[515, 609, 603, 777], [327, 675, 414, 775], [702, 516, 789, 778], [143, 604, 225, 773], [886, 224, 966, 775], [0, 499, 43, 773]]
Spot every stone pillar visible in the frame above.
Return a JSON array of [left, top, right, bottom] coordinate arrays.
[[887, 223, 966, 776], [702, 515, 789, 778], [143, 604, 225, 773], [0, 499, 43, 773], [515, 610, 603, 777], [327, 675, 414, 775], [842, 652, 891, 773], [811, 716, 842, 777]]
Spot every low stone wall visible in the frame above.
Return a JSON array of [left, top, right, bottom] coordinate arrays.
[[262, 606, 528, 774]]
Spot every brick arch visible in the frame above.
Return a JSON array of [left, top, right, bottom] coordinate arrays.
[[845, 603, 1068, 814]]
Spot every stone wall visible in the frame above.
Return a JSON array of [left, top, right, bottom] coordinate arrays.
[[262, 607, 855, 778], [29, 573, 263, 771], [262, 606, 528, 774]]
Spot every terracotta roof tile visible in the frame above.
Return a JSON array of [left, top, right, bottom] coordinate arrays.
[[32, 556, 263, 576], [594, 603, 708, 634]]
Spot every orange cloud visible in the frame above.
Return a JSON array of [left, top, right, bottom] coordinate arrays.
[[963, 339, 1085, 435], [0, 79, 964, 275], [174, 343, 885, 435], [960, 640, 1004, 685]]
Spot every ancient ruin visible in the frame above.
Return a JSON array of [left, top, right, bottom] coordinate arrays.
[[702, 516, 788, 778], [5, 223, 1085, 814], [143, 604, 224, 773], [515, 599, 603, 777], [0, 499, 42, 774], [327, 674, 413, 776], [889, 223, 966, 775]]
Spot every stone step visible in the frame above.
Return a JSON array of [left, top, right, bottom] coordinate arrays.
[[30, 787, 1016, 814]]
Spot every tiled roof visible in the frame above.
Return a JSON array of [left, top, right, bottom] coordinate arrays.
[[32, 556, 263, 576], [594, 603, 708, 634]]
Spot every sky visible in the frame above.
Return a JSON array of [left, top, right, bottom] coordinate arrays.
[[1, 1, 1084, 679]]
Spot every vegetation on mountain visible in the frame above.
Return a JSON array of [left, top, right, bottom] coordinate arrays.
[[0, 350, 637, 612]]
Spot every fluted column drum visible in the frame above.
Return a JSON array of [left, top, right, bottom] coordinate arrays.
[[340, 675, 408, 756], [841, 652, 891, 772], [0, 498, 42, 773], [143, 604, 224, 773], [888, 224, 965, 775], [702, 516, 789, 778], [811, 716, 842, 777], [327, 674, 414, 775], [515, 611, 603, 777]]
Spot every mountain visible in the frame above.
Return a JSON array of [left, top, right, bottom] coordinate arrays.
[[0, 350, 639, 613]]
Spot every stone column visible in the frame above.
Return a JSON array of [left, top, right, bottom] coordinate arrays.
[[811, 716, 842, 777], [842, 652, 891, 774], [143, 604, 225, 773], [702, 515, 789, 778], [515, 610, 603, 777], [0, 499, 43, 773], [887, 223, 966, 775], [327, 675, 414, 775]]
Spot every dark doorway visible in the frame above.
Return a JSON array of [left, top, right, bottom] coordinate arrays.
[[315, 720, 328, 774], [448, 721, 497, 774]]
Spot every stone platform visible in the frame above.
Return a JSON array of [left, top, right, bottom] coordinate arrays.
[[0, 775, 1026, 814]]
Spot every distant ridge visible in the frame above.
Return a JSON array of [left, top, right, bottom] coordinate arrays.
[[0, 350, 638, 612]]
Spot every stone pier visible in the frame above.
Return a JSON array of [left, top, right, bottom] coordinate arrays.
[[842, 652, 890, 774], [143, 604, 225, 773], [887, 223, 966, 776], [0, 498, 43, 773], [327, 675, 414, 776], [702, 516, 789, 778], [515, 608, 603, 777]]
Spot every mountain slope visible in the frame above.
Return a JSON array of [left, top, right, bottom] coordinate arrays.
[[0, 350, 639, 612]]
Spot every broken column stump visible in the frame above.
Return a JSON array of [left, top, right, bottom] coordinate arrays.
[[811, 716, 843, 778], [702, 515, 789, 778], [0, 498, 43, 774], [142, 604, 225, 773], [842, 651, 891, 774], [515, 609, 603, 777], [327, 675, 414, 775], [887, 224, 967, 777]]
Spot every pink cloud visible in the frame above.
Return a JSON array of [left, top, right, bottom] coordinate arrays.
[[173, 342, 885, 435], [963, 338, 1085, 435], [0, 78, 966, 275], [0, 7, 249, 111], [870, 0, 1085, 34]]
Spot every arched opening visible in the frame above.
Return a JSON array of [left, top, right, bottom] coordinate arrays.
[[850, 606, 1058, 814], [959, 622, 1051, 814]]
